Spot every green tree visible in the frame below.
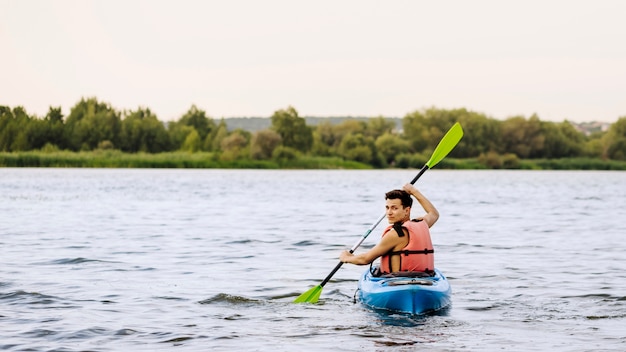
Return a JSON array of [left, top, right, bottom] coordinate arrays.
[[311, 127, 332, 156], [402, 110, 429, 152], [169, 125, 193, 151], [181, 129, 202, 152], [604, 117, 626, 160], [500, 115, 545, 158], [584, 131, 605, 158], [272, 145, 300, 163], [540, 121, 585, 158], [312, 120, 360, 157], [271, 106, 313, 153], [0, 106, 14, 151], [0, 106, 66, 152], [209, 120, 228, 152], [24, 116, 49, 150], [168, 105, 216, 151], [402, 108, 486, 157], [315, 122, 335, 147], [120, 108, 170, 153], [9, 107, 32, 151], [65, 97, 121, 150], [454, 110, 501, 158], [365, 116, 396, 139], [177, 105, 215, 141], [0, 107, 23, 151], [375, 133, 410, 165], [250, 129, 282, 160], [44, 107, 66, 149], [338, 133, 375, 164], [220, 130, 249, 160], [315, 119, 368, 157], [334, 119, 367, 143], [0, 106, 50, 151]]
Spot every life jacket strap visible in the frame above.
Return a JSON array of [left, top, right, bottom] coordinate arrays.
[[393, 222, 406, 237], [389, 248, 434, 256]]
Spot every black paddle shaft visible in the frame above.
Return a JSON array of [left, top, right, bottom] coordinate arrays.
[[410, 165, 429, 185], [320, 261, 344, 287]]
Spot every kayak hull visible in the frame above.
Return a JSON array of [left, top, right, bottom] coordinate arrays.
[[357, 267, 451, 315]]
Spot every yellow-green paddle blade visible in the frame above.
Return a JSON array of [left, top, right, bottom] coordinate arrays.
[[426, 122, 464, 168], [293, 285, 322, 303]]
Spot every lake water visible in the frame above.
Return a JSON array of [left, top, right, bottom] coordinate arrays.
[[1, 168, 625, 351]]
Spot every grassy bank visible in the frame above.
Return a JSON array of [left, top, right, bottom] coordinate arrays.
[[433, 157, 626, 170], [1, 151, 626, 170], [0, 150, 371, 169]]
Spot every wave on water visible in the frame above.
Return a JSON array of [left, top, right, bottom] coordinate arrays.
[[39, 257, 114, 265], [20, 326, 134, 343], [561, 293, 626, 301], [19, 328, 59, 339], [197, 291, 309, 308], [30, 257, 159, 273], [198, 293, 262, 306], [225, 239, 282, 245], [290, 240, 320, 247], [0, 290, 76, 307], [152, 295, 189, 301]]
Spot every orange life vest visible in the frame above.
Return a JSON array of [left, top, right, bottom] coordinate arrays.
[[379, 219, 434, 274]]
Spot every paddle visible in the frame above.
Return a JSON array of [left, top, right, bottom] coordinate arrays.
[[293, 122, 464, 304]]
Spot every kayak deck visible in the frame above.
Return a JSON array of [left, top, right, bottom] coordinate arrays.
[[357, 267, 451, 315]]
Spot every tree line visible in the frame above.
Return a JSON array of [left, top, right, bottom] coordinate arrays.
[[1, 97, 625, 168]]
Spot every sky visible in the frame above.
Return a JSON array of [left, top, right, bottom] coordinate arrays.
[[1, 0, 625, 123]]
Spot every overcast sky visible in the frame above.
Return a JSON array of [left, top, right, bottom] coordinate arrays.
[[2, 0, 625, 122]]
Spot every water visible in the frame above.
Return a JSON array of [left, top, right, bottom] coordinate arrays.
[[1, 168, 625, 351]]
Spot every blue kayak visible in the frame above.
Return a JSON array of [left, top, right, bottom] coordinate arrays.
[[357, 267, 452, 315]]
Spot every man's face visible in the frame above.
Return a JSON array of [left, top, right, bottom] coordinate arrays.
[[385, 198, 409, 223]]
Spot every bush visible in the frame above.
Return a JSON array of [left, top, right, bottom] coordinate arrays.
[[40, 143, 60, 153], [477, 151, 502, 169], [502, 153, 521, 169], [272, 146, 300, 163], [97, 140, 115, 150]]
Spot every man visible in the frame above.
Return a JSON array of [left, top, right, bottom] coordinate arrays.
[[339, 183, 439, 275]]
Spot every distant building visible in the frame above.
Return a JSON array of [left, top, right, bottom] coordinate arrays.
[[570, 121, 611, 136]]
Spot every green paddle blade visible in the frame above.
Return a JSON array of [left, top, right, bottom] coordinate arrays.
[[426, 122, 464, 168], [293, 285, 322, 303]]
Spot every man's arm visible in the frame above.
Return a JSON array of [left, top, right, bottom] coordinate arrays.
[[340, 228, 404, 265], [403, 184, 439, 227]]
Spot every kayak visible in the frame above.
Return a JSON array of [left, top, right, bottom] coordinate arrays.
[[357, 267, 451, 315]]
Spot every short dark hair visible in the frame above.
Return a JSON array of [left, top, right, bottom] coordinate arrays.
[[385, 189, 412, 208]]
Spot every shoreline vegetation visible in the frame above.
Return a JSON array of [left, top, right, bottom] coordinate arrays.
[[2, 150, 626, 170], [2, 98, 626, 170]]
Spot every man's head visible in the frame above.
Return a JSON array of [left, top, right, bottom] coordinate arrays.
[[385, 189, 413, 208], [385, 189, 412, 223]]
